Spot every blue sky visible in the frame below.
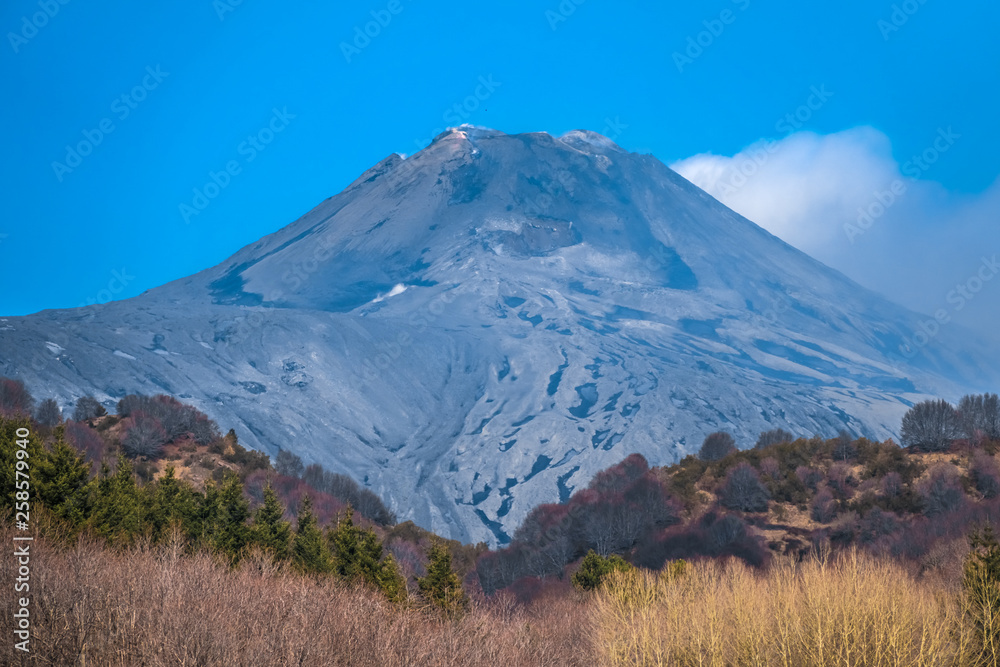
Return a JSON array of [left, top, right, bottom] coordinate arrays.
[[2, 0, 998, 337]]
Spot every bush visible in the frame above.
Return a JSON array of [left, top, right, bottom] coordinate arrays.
[[699, 432, 736, 461], [719, 463, 770, 513], [963, 526, 1000, 665], [901, 399, 961, 452], [811, 488, 838, 523], [969, 452, 1000, 499], [919, 465, 965, 517], [857, 507, 899, 544], [571, 550, 631, 591]]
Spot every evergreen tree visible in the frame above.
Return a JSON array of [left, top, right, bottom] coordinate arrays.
[[417, 540, 467, 616], [252, 484, 291, 560], [89, 456, 142, 544], [291, 495, 330, 574], [378, 552, 408, 604], [1, 416, 47, 507], [329, 505, 382, 581], [571, 549, 632, 591], [194, 479, 222, 548], [33, 427, 93, 524], [145, 466, 200, 543], [211, 474, 251, 563]]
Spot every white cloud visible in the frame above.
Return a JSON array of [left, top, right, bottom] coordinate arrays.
[[671, 127, 1000, 342]]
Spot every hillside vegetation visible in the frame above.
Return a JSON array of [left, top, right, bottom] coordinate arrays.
[[4, 377, 1000, 665]]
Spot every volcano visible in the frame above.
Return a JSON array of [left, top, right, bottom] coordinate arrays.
[[2, 125, 995, 544]]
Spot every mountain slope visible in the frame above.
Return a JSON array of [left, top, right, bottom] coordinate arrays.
[[1, 126, 995, 544]]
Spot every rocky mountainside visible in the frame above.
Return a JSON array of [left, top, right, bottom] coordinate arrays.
[[2, 125, 995, 544]]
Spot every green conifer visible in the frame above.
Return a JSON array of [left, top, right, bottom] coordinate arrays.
[[291, 495, 329, 574], [252, 484, 291, 560], [33, 427, 93, 524], [89, 456, 142, 544], [417, 540, 467, 616]]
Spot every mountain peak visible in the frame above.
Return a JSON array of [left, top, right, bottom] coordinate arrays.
[[3, 126, 995, 545]]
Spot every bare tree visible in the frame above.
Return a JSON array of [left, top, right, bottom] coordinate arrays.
[[754, 428, 793, 449], [35, 398, 62, 427], [121, 411, 167, 458], [0, 377, 35, 416], [958, 393, 1000, 441], [699, 431, 737, 461], [719, 463, 770, 512], [918, 465, 964, 517], [275, 450, 304, 478], [73, 395, 106, 422], [900, 399, 961, 452], [969, 451, 1000, 499]]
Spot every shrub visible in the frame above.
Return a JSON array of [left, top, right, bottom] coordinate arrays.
[[699, 431, 737, 461], [571, 550, 631, 591], [811, 488, 838, 523], [963, 526, 1000, 665], [719, 463, 770, 513], [901, 399, 961, 452], [795, 465, 823, 491], [857, 507, 899, 544], [969, 451, 1000, 499], [919, 465, 965, 517]]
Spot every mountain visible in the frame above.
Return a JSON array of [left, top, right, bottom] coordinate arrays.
[[2, 125, 996, 544]]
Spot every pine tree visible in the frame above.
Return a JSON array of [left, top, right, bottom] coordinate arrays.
[[33, 427, 93, 524], [211, 473, 251, 563], [145, 466, 200, 544], [417, 540, 467, 616], [329, 505, 381, 581], [291, 495, 329, 574], [1, 415, 46, 508], [252, 484, 291, 560], [89, 456, 142, 544], [378, 552, 408, 604]]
